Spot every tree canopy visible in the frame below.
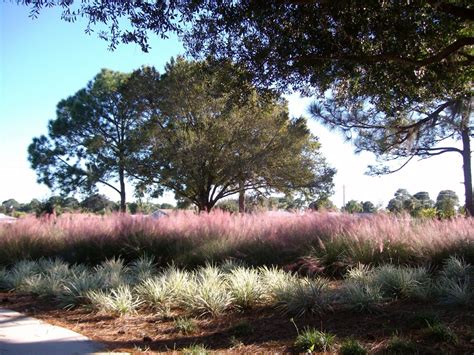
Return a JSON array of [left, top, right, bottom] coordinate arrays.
[[132, 58, 335, 211], [28, 69, 147, 212]]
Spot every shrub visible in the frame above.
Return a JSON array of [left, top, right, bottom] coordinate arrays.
[[340, 338, 368, 355], [58, 269, 103, 308]]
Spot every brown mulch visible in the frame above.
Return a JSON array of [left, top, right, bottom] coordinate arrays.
[[1, 292, 473, 354]]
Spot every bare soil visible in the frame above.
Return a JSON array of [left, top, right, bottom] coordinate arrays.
[[1, 292, 473, 354]]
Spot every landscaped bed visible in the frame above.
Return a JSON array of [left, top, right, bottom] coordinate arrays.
[[0, 255, 473, 353], [0, 212, 472, 353]]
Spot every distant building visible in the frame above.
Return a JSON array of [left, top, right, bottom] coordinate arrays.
[[0, 213, 17, 223]]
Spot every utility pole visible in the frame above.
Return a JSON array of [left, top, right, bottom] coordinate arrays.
[[343, 184, 346, 207]]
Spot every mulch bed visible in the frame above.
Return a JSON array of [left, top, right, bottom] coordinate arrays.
[[1, 292, 473, 354]]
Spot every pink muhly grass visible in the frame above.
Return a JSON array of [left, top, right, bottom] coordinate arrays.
[[0, 211, 472, 268]]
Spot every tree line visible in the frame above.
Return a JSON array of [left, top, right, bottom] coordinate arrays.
[[28, 58, 335, 212], [18, 0, 474, 215]]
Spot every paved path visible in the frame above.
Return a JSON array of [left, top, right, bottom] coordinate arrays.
[[0, 308, 105, 355]]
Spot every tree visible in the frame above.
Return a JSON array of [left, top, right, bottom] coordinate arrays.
[[81, 194, 117, 213], [362, 201, 377, 214], [1, 199, 21, 215], [343, 200, 363, 214], [436, 190, 459, 218], [133, 58, 335, 212], [28, 69, 147, 212], [311, 96, 473, 216], [21, 1, 472, 213]]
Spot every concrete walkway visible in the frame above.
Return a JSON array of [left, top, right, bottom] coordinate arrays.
[[0, 308, 105, 354]]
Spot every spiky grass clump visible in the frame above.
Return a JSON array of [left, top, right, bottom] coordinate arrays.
[[373, 265, 431, 299], [58, 270, 105, 308], [340, 338, 368, 355], [86, 285, 142, 316], [3, 260, 39, 291], [180, 344, 209, 355], [436, 256, 473, 306], [275, 278, 329, 316], [94, 257, 129, 289], [385, 335, 417, 354], [294, 327, 335, 353], [183, 265, 233, 317], [344, 280, 383, 313], [135, 276, 173, 314], [0, 266, 8, 290], [174, 317, 197, 335], [128, 255, 157, 282], [226, 266, 264, 309], [425, 322, 458, 344], [259, 265, 298, 302]]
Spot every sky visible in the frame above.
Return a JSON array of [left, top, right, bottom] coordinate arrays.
[[0, 3, 468, 208]]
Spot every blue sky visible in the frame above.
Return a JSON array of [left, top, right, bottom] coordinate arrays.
[[0, 2, 467, 207]]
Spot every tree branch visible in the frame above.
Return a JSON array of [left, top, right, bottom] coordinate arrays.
[[295, 38, 474, 68]]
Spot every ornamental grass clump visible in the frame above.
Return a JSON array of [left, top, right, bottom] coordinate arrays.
[[3, 260, 39, 291], [135, 276, 173, 314], [58, 269, 104, 308], [373, 264, 431, 299], [128, 255, 157, 282], [259, 265, 298, 303], [86, 284, 143, 316], [275, 277, 329, 316], [436, 256, 473, 306], [226, 266, 264, 309], [183, 265, 233, 317], [94, 257, 129, 289], [294, 327, 336, 353]]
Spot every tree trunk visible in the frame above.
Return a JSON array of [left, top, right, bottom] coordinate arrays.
[[461, 128, 473, 216], [238, 180, 245, 213], [119, 167, 127, 213]]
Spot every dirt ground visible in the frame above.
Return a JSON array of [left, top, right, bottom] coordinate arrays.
[[1, 292, 473, 354]]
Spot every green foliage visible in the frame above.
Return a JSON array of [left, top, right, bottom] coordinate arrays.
[[226, 266, 264, 309], [80, 194, 117, 214], [183, 265, 233, 317], [180, 344, 209, 355], [28, 68, 151, 212], [425, 323, 458, 344], [132, 58, 335, 212], [86, 285, 143, 316], [340, 338, 368, 355], [344, 280, 383, 313], [294, 327, 335, 353], [174, 317, 197, 335], [343, 200, 363, 214], [386, 335, 417, 354], [275, 278, 329, 317], [435, 190, 459, 219]]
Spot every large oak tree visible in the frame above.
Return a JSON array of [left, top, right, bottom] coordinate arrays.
[[131, 58, 335, 212]]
